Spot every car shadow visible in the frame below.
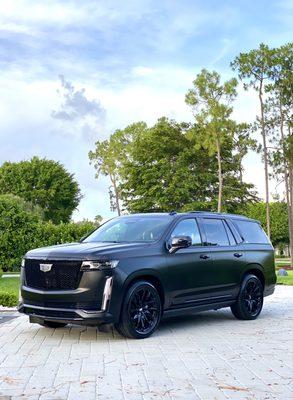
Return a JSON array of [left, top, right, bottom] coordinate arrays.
[[158, 309, 235, 332]]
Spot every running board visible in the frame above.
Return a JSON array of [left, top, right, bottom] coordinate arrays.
[[163, 300, 235, 318]]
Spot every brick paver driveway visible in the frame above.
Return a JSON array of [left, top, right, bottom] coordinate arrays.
[[0, 286, 292, 400]]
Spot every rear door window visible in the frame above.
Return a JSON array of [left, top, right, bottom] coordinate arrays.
[[223, 220, 237, 245], [203, 219, 229, 246], [234, 220, 270, 244]]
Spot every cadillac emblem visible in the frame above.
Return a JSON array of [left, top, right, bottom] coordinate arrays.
[[39, 263, 53, 272]]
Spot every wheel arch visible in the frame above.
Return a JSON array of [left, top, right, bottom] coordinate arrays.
[[122, 271, 166, 309], [243, 264, 265, 288]]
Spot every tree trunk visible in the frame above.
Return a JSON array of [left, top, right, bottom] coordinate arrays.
[[112, 176, 121, 216], [216, 137, 223, 213], [259, 80, 271, 239], [279, 104, 293, 265], [288, 167, 293, 263], [109, 174, 121, 216]]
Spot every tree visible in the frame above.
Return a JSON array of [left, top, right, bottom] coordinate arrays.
[[185, 69, 238, 212], [0, 157, 81, 223], [265, 43, 293, 263], [94, 214, 103, 226], [231, 43, 276, 238], [89, 122, 146, 215], [119, 117, 258, 213]]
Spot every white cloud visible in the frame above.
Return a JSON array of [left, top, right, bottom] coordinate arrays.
[[1, 0, 290, 219], [0, 62, 279, 221]]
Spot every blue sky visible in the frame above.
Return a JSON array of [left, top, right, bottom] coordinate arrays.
[[0, 0, 292, 220]]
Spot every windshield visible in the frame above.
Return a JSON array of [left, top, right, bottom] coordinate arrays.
[[83, 215, 172, 243]]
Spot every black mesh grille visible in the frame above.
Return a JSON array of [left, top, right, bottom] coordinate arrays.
[[24, 259, 82, 290]]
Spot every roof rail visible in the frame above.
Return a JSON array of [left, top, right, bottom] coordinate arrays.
[[169, 211, 177, 215], [188, 210, 248, 218]]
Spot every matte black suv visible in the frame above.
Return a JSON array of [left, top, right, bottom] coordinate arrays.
[[18, 212, 276, 339]]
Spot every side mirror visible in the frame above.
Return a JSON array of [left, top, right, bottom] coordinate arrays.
[[169, 236, 192, 254]]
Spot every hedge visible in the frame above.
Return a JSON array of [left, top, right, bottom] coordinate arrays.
[[0, 292, 18, 307], [0, 194, 97, 272]]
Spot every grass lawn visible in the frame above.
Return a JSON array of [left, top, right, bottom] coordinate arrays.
[[0, 276, 19, 296], [277, 270, 293, 286]]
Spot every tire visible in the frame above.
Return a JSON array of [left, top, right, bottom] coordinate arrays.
[[40, 321, 67, 328], [115, 280, 162, 339], [231, 274, 264, 320]]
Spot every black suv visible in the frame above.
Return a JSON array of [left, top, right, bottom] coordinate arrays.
[[18, 212, 276, 339]]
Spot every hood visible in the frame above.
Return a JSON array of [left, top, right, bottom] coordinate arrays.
[[25, 241, 151, 260]]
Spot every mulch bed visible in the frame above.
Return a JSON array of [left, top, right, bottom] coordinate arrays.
[[276, 265, 293, 270]]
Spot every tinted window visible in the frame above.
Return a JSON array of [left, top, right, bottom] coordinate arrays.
[[84, 216, 173, 243], [171, 219, 202, 245], [223, 220, 236, 245], [203, 219, 229, 246], [235, 220, 269, 244]]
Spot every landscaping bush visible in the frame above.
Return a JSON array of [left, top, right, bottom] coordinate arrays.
[[0, 194, 97, 271], [0, 194, 43, 272], [0, 292, 18, 307]]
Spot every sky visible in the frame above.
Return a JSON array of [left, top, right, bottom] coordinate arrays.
[[0, 0, 292, 221]]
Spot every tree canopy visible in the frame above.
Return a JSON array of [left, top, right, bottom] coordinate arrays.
[[242, 202, 289, 246], [117, 117, 258, 213], [0, 157, 81, 223]]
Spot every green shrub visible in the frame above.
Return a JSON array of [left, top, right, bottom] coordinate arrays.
[[0, 194, 97, 272], [0, 292, 18, 307], [0, 194, 43, 272]]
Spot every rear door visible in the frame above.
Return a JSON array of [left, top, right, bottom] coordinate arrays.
[[198, 217, 247, 299]]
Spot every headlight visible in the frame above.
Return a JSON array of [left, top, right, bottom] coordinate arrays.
[[81, 260, 119, 271], [21, 258, 25, 268]]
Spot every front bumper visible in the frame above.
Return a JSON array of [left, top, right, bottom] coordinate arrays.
[[18, 274, 115, 326], [18, 302, 114, 326]]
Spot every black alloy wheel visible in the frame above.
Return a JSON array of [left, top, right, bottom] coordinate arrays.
[[231, 274, 264, 320], [116, 281, 162, 339]]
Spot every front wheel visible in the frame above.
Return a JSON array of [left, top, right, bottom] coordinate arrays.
[[231, 274, 263, 320], [115, 281, 162, 339]]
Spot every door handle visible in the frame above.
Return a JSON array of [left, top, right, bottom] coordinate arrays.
[[200, 254, 210, 260], [234, 253, 243, 258]]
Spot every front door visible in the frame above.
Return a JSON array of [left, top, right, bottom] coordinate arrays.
[[164, 217, 213, 307]]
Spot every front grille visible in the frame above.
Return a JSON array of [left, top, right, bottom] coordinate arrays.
[[24, 259, 82, 290]]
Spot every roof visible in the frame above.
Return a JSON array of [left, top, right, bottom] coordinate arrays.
[[122, 211, 255, 222]]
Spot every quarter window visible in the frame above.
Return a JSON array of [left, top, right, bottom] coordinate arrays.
[[203, 219, 229, 246], [234, 220, 269, 244], [171, 219, 202, 246]]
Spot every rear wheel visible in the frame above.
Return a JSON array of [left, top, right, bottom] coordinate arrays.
[[115, 281, 162, 339], [231, 274, 263, 320]]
